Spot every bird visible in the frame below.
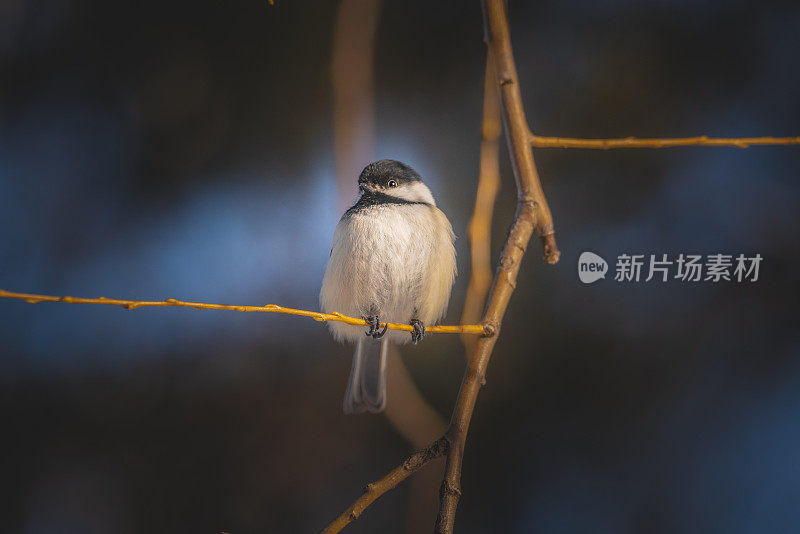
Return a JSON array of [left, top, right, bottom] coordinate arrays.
[[320, 159, 457, 414]]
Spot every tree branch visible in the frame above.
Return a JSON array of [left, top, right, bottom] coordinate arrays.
[[331, 0, 381, 212], [435, 0, 560, 530], [483, 1, 559, 265], [461, 49, 502, 357], [0, 288, 485, 335], [530, 134, 800, 149], [319, 436, 450, 534]]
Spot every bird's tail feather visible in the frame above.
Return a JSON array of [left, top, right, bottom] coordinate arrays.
[[344, 336, 389, 414]]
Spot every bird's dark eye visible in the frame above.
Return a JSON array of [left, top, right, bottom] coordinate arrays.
[[387, 180, 398, 188]]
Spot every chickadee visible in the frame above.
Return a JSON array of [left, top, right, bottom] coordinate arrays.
[[320, 160, 457, 414]]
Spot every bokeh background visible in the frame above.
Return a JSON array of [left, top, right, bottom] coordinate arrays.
[[2, 0, 799, 532]]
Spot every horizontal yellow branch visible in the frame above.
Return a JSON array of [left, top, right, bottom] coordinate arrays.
[[530, 134, 800, 149], [0, 288, 485, 336]]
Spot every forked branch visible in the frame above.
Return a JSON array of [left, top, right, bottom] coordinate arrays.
[[320, 437, 449, 534], [436, 2, 561, 528], [482, 1, 559, 265]]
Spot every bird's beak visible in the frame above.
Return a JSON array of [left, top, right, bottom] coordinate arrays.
[[358, 183, 375, 194]]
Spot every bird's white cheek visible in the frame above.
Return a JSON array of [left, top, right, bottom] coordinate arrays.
[[386, 183, 436, 205]]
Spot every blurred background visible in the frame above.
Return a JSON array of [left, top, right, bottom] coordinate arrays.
[[1, 0, 799, 532]]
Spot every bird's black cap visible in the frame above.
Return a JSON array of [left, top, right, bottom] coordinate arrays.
[[358, 159, 422, 187]]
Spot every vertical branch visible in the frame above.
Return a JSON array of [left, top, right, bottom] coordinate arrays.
[[485, 0, 560, 265], [435, 1, 560, 532], [331, 0, 381, 213], [460, 49, 502, 356]]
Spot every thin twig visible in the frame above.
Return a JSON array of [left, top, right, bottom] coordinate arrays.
[[461, 48, 502, 356], [319, 436, 450, 534], [0, 288, 485, 335], [435, 1, 560, 531], [530, 134, 800, 149]]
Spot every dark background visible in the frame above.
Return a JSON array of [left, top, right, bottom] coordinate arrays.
[[2, 0, 799, 532]]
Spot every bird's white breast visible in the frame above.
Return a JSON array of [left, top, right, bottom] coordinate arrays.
[[320, 201, 456, 344]]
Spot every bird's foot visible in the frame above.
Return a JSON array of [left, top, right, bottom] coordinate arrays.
[[410, 319, 426, 344], [363, 315, 388, 339]]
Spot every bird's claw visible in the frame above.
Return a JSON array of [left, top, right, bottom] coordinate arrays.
[[410, 319, 425, 344], [363, 315, 388, 339]]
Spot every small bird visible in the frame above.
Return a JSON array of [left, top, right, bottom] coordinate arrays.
[[320, 160, 457, 414]]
